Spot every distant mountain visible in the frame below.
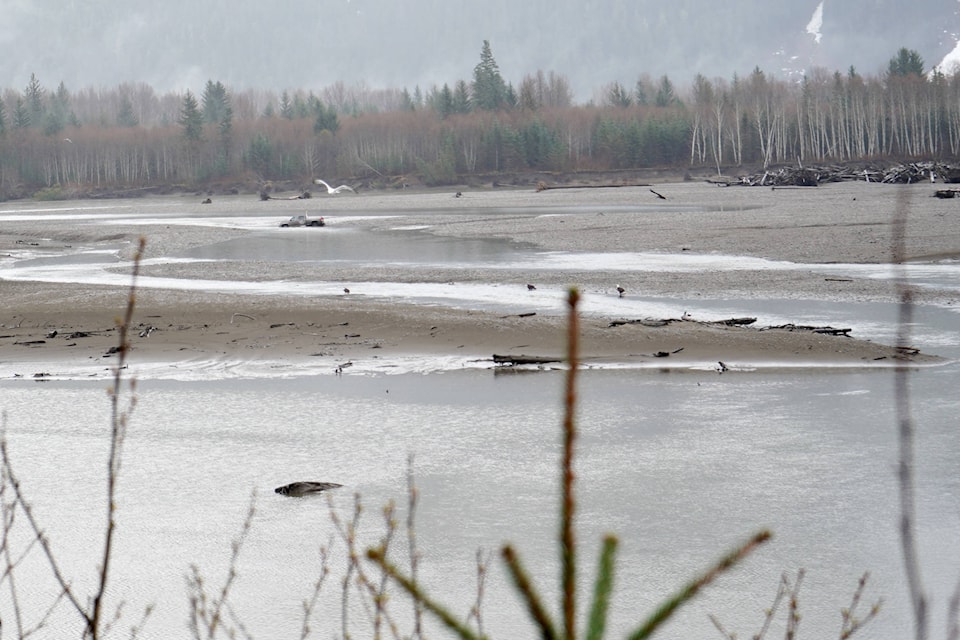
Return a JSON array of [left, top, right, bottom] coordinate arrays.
[[2, 0, 956, 102]]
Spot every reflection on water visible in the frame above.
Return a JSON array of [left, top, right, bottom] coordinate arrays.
[[2, 365, 959, 639], [181, 226, 530, 264]]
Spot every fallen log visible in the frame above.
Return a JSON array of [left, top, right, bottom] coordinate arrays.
[[608, 316, 756, 327], [764, 323, 852, 336], [536, 181, 650, 192], [706, 317, 757, 326], [609, 318, 671, 327], [493, 354, 562, 366]]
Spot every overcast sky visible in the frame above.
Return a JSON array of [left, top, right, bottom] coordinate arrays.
[[2, 0, 958, 102]]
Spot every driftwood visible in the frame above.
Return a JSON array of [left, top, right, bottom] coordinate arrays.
[[705, 317, 756, 326], [536, 181, 650, 192], [764, 323, 852, 336], [608, 316, 756, 328], [714, 161, 955, 187], [260, 191, 312, 201], [493, 354, 562, 366], [610, 315, 855, 337], [934, 189, 960, 199], [608, 318, 671, 327]]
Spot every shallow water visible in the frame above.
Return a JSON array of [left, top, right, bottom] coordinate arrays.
[[2, 364, 959, 640], [1, 193, 959, 639]]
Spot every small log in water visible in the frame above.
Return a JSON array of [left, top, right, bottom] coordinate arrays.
[[492, 354, 562, 366]]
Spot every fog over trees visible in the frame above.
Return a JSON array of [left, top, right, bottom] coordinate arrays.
[[1, 36, 958, 196], [3, 1, 956, 101]]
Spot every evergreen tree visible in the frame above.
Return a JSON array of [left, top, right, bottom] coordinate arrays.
[[504, 82, 518, 109], [293, 93, 311, 119], [24, 73, 45, 128], [635, 78, 652, 105], [43, 81, 73, 135], [312, 99, 339, 134], [607, 82, 633, 108], [888, 47, 925, 77], [435, 83, 454, 119], [654, 75, 680, 107], [13, 96, 30, 129], [472, 40, 508, 111], [117, 94, 139, 127], [400, 88, 416, 112], [452, 80, 471, 114], [279, 91, 294, 119], [201, 80, 230, 125], [248, 132, 273, 176], [178, 91, 203, 141]]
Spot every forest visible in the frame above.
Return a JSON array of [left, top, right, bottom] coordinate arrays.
[[0, 44, 954, 199]]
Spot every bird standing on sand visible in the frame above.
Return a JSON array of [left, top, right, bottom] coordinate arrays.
[[315, 178, 356, 194], [275, 481, 343, 497], [526, 283, 537, 291], [616, 284, 626, 298], [343, 288, 350, 294]]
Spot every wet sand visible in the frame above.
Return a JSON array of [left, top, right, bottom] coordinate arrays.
[[1, 180, 956, 375]]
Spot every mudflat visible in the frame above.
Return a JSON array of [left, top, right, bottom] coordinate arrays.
[[1, 180, 955, 375]]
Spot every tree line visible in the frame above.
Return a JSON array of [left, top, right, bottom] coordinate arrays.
[[0, 44, 954, 198]]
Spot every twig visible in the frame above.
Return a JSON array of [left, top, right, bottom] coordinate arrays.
[[467, 548, 493, 638], [230, 313, 256, 324], [300, 536, 333, 640], [407, 455, 423, 639], [187, 491, 257, 639], [783, 569, 804, 640], [329, 493, 364, 639], [367, 548, 485, 640], [839, 572, 882, 639], [892, 186, 928, 640], [626, 530, 772, 640], [92, 235, 146, 638], [561, 288, 580, 640]]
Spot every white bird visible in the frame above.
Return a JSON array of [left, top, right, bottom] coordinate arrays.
[[315, 178, 356, 194]]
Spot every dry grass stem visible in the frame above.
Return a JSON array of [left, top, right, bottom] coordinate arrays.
[[187, 491, 257, 639], [300, 537, 333, 639], [561, 288, 580, 640], [839, 572, 881, 639], [891, 186, 928, 640], [628, 530, 772, 640], [407, 455, 424, 640], [367, 547, 485, 640], [466, 548, 493, 638]]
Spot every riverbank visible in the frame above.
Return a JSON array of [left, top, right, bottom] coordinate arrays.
[[1, 180, 955, 378]]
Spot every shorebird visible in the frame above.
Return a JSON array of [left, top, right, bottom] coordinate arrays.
[[526, 283, 537, 291], [343, 288, 350, 294], [315, 178, 356, 194], [275, 481, 343, 497], [616, 284, 626, 298]]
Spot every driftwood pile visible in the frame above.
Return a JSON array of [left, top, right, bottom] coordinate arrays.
[[490, 316, 854, 368], [710, 161, 959, 187]]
